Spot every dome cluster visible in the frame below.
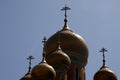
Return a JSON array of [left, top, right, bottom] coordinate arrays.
[[29, 15, 89, 79], [20, 19, 89, 80], [20, 5, 118, 80]]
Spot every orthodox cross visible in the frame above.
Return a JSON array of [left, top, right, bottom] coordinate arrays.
[[42, 36, 47, 62], [27, 55, 34, 73], [99, 48, 108, 66], [61, 5, 71, 19]]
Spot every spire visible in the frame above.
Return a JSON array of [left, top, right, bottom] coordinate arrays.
[[27, 55, 34, 73], [99, 48, 108, 66], [41, 36, 47, 63], [61, 4, 71, 30]]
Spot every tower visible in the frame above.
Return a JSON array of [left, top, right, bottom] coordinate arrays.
[[93, 48, 118, 80], [44, 5, 89, 80]]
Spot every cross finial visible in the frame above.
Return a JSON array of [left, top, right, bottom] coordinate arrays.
[[42, 36, 47, 63], [27, 55, 34, 73], [100, 48, 108, 66], [61, 5, 71, 30], [61, 4, 71, 20]]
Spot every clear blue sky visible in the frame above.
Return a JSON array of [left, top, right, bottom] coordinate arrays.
[[0, 0, 120, 80]]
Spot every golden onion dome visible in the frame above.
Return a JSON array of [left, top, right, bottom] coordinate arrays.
[[44, 21, 88, 66], [31, 52, 56, 80], [31, 55, 56, 80], [20, 72, 31, 80], [46, 45, 71, 72], [31, 37, 56, 80], [94, 48, 118, 80], [45, 5, 88, 66], [31, 61, 56, 80], [94, 65, 118, 80]]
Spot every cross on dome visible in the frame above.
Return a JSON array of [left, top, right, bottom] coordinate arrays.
[[99, 48, 108, 66], [61, 5, 71, 30], [61, 4, 71, 19], [42, 36, 47, 62], [27, 55, 34, 73]]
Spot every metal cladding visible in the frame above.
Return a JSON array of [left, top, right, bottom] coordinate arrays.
[[45, 29, 88, 66], [31, 62, 56, 80], [94, 65, 118, 80]]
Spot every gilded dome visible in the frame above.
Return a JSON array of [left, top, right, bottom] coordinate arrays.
[[46, 47, 71, 72], [31, 61, 56, 80], [94, 65, 117, 80], [20, 72, 31, 80], [45, 28, 88, 66], [31, 42, 56, 80]]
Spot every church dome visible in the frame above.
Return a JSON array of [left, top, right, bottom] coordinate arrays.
[[46, 45, 71, 72], [31, 38, 56, 80], [31, 61, 56, 80], [94, 65, 117, 80], [44, 5, 88, 66], [45, 26, 88, 66]]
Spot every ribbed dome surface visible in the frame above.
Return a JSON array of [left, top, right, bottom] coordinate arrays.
[[31, 62, 56, 80], [94, 66, 117, 80], [46, 48, 71, 72], [45, 29, 88, 66]]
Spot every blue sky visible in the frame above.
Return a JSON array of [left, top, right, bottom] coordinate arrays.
[[0, 0, 120, 80]]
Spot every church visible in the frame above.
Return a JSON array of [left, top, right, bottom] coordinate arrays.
[[20, 5, 118, 80]]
